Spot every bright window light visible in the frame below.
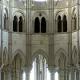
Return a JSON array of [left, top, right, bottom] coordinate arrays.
[[30, 62, 34, 80], [55, 72, 59, 80], [47, 68, 51, 80], [34, 0, 47, 2], [23, 72, 26, 80]]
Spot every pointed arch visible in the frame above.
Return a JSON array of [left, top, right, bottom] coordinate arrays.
[[12, 54, 22, 70], [63, 15, 67, 32], [12, 49, 25, 65], [57, 15, 62, 32], [72, 46, 78, 66], [4, 8, 8, 30], [13, 15, 18, 32], [55, 48, 67, 68], [58, 53, 66, 69], [32, 49, 48, 63], [3, 47, 8, 65], [72, 14, 77, 30], [12, 52, 23, 80], [13, 10, 25, 23], [41, 17, 46, 33], [31, 49, 48, 80], [19, 16, 23, 32], [34, 17, 40, 33], [13, 10, 25, 32]]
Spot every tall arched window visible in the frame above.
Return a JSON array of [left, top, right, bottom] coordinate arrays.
[[30, 54, 50, 80], [74, 16, 76, 30], [4, 14, 7, 30], [4, 8, 8, 30], [19, 16, 23, 32], [12, 54, 22, 80], [63, 15, 67, 32], [41, 17, 46, 33], [34, 17, 40, 33], [57, 15, 62, 32], [13, 16, 18, 32]]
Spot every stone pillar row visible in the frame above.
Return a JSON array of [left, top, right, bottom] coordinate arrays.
[[0, 66, 80, 80], [48, 68, 80, 80]]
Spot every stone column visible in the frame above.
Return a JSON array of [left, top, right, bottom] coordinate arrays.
[[42, 58, 45, 80], [69, 70, 75, 80], [6, 65, 12, 80], [68, 0, 73, 66], [47, 0, 54, 33], [26, 0, 32, 70], [48, 0, 54, 68], [79, 71, 80, 80], [66, 69, 70, 80], [73, 71, 76, 80], [49, 69, 54, 80], [23, 67, 31, 80], [26, 0, 32, 34], [26, 70, 30, 80], [68, 72, 71, 80], [36, 57, 40, 80], [51, 71, 54, 80], [52, 72, 54, 80], [77, 0, 80, 66], [8, 71, 12, 80], [0, 70, 1, 80], [76, 71, 79, 80]]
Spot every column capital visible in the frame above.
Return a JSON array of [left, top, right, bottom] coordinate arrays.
[[48, 66, 59, 73], [22, 67, 31, 73]]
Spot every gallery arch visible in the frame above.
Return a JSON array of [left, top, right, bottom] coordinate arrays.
[[34, 17, 46, 33], [57, 15, 62, 32], [34, 17, 40, 33], [19, 16, 23, 32], [13, 15, 18, 32], [57, 15, 67, 32], [63, 15, 67, 32], [13, 11, 24, 32], [41, 17, 46, 33]]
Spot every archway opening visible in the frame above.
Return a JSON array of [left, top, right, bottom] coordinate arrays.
[[13, 15, 18, 32], [57, 15, 62, 32], [34, 17, 40, 33], [30, 54, 50, 80], [63, 15, 67, 32], [12, 54, 23, 80], [58, 53, 66, 80], [41, 17, 46, 33], [19, 16, 23, 32]]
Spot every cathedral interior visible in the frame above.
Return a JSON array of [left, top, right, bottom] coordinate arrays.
[[0, 0, 80, 80]]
